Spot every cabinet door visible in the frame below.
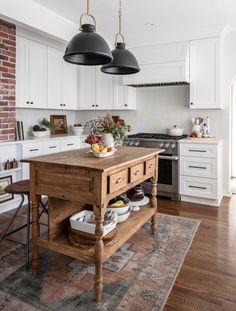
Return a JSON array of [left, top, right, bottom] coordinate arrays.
[[62, 61, 78, 110], [78, 66, 96, 110], [47, 47, 62, 109], [95, 68, 113, 110], [190, 38, 221, 109], [16, 36, 30, 108], [114, 76, 136, 110], [29, 40, 47, 108]]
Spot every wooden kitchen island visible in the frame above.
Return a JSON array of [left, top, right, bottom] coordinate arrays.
[[23, 146, 163, 302]]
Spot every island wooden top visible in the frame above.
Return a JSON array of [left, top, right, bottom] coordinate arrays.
[[22, 146, 164, 172]]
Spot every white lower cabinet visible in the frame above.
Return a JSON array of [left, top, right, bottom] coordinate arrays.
[[22, 135, 86, 179], [179, 140, 223, 207], [60, 137, 80, 151]]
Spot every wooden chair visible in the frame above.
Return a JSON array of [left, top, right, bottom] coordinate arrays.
[[0, 179, 48, 270]]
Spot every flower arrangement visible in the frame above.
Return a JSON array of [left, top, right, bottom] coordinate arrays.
[[84, 113, 131, 146]]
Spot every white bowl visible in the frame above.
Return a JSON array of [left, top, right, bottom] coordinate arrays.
[[93, 149, 116, 158], [72, 126, 84, 135], [32, 130, 50, 137], [107, 204, 130, 215], [117, 209, 131, 223]]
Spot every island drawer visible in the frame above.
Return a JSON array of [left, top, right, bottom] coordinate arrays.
[[146, 158, 156, 176], [130, 163, 144, 183], [109, 169, 128, 194]]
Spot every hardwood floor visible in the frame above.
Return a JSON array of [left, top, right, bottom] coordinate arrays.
[[0, 196, 236, 310]]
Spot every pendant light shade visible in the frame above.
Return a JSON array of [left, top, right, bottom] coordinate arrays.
[[101, 0, 140, 75], [63, 0, 112, 66], [101, 42, 140, 74]]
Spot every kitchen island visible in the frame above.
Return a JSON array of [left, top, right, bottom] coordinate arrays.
[[23, 146, 163, 302]]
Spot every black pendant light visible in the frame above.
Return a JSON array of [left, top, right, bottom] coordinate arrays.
[[101, 0, 140, 75], [64, 0, 112, 66]]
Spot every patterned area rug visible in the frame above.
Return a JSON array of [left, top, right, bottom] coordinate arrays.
[[0, 213, 200, 311]]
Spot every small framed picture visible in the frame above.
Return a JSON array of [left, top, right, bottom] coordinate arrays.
[[0, 176, 13, 204], [50, 115, 68, 135]]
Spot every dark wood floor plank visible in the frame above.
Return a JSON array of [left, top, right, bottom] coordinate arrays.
[[1, 196, 236, 311]]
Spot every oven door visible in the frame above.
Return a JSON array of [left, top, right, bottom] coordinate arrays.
[[157, 155, 178, 194]]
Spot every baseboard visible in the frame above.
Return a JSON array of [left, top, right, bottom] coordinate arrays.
[[181, 195, 222, 207]]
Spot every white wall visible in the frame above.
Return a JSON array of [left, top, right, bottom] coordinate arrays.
[[16, 108, 76, 137], [74, 83, 230, 196]]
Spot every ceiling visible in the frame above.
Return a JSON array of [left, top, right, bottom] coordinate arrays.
[[33, 0, 236, 47]]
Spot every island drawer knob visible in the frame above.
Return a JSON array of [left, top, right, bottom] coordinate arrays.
[[135, 169, 141, 175], [116, 178, 123, 184]]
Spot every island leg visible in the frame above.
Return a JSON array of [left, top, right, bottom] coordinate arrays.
[[150, 176, 158, 238], [30, 163, 40, 275], [93, 205, 104, 302]]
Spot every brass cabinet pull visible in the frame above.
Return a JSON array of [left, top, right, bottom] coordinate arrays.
[[116, 178, 123, 184]]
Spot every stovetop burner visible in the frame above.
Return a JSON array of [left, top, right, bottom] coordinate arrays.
[[128, 133, 187, 140]]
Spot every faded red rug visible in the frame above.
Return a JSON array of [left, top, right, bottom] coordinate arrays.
[[0, 213, 200, 311]]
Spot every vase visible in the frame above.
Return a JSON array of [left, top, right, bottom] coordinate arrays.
[[102, 133, 114, 148]]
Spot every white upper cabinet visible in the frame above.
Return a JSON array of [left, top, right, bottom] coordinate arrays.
[[113, 76, 136, 110], [189, 38, 221, 109], [16, 36, 47, 108], [78, 67, 136, 110], [16, 36, 29, 108], [62, 61, 78, 110], [29, 41, 47, 108], [95, 68, 113, 110], [47, 47, 62, 109], [78, 66, 96, 110], [16, 36, 78, 110]]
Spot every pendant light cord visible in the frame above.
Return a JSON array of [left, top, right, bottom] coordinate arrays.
[[80, 0, 96, 31], [115, 0, 125, 44]]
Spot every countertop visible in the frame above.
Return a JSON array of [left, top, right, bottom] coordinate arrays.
[[22, 146, 164, 172], [0, 134, 85, 146]]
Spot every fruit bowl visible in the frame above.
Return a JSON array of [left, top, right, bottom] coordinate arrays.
[[72, 126, 84, 135], [32, 130, 50, 137], [93, 149, 116, 158], [91, 143, 116, 158]]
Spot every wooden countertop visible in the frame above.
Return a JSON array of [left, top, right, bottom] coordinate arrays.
[[22, 146, 164, 172]]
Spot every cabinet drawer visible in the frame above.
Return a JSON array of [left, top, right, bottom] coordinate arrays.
[[180, 143, 217, 158], [60, 138, 80, 151], [180, 156, 217, 178], [43, 140, 60, 154], [146, 158, 156, 176], [130, 163, 144, 183], [22, 142, 43, 158], [180, 175, 217, 199], [109, 169, 128, 194]]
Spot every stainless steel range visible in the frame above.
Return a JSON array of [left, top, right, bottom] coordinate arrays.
[[126, 133, 187, 200]]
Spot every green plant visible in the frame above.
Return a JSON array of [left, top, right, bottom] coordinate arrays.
[[41, 118, 54, 130]]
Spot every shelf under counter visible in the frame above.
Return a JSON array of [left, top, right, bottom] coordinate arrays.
[[37, 204, 155, 264]]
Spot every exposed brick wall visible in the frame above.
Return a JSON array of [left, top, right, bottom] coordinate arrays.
[[0, 19, 16, 141]]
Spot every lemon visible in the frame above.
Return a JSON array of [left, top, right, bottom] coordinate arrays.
[[92, 143, 100, 153], [100, 147, 108, 153], [111, 200, 124, 207]]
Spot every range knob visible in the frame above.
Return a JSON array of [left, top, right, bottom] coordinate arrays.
[[171, 143, 176, 149], [164, 143, 170, 149], [159, 142, 164, 148]]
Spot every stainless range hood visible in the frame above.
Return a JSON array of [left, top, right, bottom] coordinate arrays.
[[123, 42, 190, 87]]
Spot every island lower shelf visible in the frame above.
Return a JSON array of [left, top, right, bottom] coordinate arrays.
[[37, 204, 156, 264]]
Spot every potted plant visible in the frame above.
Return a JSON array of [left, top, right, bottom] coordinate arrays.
[[84, 113, 131, 147], [32, 118, 54, 137]]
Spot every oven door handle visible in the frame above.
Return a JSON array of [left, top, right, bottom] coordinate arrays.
[[158, 155, 179, 161]]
